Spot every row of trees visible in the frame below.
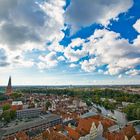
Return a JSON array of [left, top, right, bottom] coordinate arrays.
[[16, 88, 140, 103], [16, 87, 140, 105], [124, 103, 140, 121]]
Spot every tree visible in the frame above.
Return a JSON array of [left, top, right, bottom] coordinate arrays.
[[1, 111, 11, 123], [1, 110, 16, 123], [45, 101, 52, 110], [11, 92, 22, 99], [2, 104, 11, 111], [86, 100, 92, 106], [124, 103, 140, 120], [136, 108, 140, 119], [10, 110, 16, 119]]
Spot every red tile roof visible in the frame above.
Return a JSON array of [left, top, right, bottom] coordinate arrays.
[[121, 125, 136, 139], [16, 131, 29, 140], [76, 115, 115, 135], [104, 125, 137, 140], [104, 131, 125, 140], [76, 118, 93, 135], [65, 126, 81, 140], [53, 124, 63, 131], [43, 130, 70, 140], [133, 133, 140, 140]]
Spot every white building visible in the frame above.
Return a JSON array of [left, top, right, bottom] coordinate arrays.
[[97, 121, 103, 136], [12, 101, 23, 106], [90, 122, 98, 139]]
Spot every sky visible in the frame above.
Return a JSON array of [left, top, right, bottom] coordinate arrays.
[[0, 0, 140, 85]]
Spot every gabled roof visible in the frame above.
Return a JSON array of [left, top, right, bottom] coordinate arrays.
[[65, 126, 81, 140], [133, 133, 140, 140], [121, 125, 136, 139]]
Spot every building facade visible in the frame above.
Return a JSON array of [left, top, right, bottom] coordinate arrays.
[[11, 101, 23, 111], [0, 114, 62, 140], [16, 108, 42, 119]]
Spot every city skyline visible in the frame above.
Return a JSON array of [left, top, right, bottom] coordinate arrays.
[[0, 0, 140, 85]]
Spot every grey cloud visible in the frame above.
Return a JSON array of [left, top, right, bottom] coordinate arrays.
[[0, 0, 65, 68], [0, 62, 10, 67], [9, 0, 46, 27], [0, 0, 17, 20], [0, 23, 41, 47], [0, 49, 9, 67], [124, 52, 140, 59], [0, 49, 7, 60], [0, 0, 47, 50], [65, 0, 133, 32], [0, 0, 45, 26]]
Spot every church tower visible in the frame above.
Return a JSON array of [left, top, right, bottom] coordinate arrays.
[[6, 76, 13, 96]]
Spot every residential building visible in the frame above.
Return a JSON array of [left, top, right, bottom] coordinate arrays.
[[11, 101, 23, 111], [0, 114, 62, 140]]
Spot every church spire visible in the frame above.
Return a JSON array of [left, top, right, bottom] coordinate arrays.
[[6, 76, 13, 96], [8, 76, 11, 87]]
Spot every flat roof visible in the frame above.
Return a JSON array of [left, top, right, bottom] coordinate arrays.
[[0, 114, 61, 138], [80, 112, 97, 118], [16, 107, 42, 112], [12, 101, 23, 106], [108, 125, 120, 132]]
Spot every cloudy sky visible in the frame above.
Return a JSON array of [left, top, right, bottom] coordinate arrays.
[[0, 0, 140, 85]]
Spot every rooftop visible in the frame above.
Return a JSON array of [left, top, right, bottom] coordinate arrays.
[[80, 112, 97, 118], [132, 133, 140, 140], [12, 101, 23, 106], [0, 114, 61, 138]]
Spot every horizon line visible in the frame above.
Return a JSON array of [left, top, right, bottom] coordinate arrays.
[[0, 84, 140, 87]]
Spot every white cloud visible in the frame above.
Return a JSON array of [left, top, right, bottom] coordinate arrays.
[[64, 46, 87, 62], [79, 29, 140, 75], [63, 38, 87, 62], [48, 42, 64, 52], [69, 63, 77, 68], [98, 69, 104, 74], [133, 35, 140, 47], [57, 56, 65, 61], [12, 58, 34, 68], [80, 59, 96, 72], [65, 0, 133, 32], [118, 74, 122, 79], [0, 46, 35, 69], [62, 28, 140, 75], [126, 69, 140, 76], [39, 0, 65, 44], [0, 0, 139, 78], [0, 0, 65, 68], [70, 38, 85, 48], [37, 52, 58, 69], [133, 19, 140, 33]]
